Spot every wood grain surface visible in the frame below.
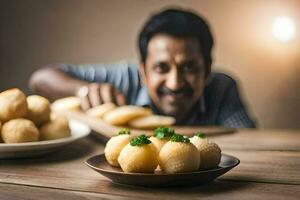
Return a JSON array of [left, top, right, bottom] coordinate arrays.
[[0, 129, 300, 199]]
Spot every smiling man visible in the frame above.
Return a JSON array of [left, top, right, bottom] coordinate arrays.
[[29, 8, 256, 128]]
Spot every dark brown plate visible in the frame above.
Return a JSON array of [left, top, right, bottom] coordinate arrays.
[[85, 153, 240, 187]]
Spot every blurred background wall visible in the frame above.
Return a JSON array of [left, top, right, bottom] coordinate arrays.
[[0, 0, 299, 129]]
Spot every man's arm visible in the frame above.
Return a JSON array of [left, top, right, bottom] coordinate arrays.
[[29, 66, 86, 100], [29, 65, 126, 109]]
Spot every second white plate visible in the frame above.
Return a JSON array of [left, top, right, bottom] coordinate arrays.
[[0, 120, 90, 158]]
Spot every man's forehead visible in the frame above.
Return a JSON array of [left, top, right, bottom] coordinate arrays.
[[147, 34, 203, 63]]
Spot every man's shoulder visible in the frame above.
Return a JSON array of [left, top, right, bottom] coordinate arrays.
[[204, 72, 238, 97], [209, 72, 236, 86]]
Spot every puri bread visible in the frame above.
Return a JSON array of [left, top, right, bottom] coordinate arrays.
[[159, 135, 200, 174], [40, 116, 70, 140], [0, 88, 28, 122], [149, 136, 169, 152], [26, 95, 50, 126], [0, 122, 2, 142], [103, 105, 152, 126], [104, 133, 132, 167], [190, 136, 221, 169], [150, 127, 175, 152], [1, 118, 39, 143], [118, 137, 158, 173], [86, 103, 116, 118], [128, 115, 175, 129], [51, 96, 81, 112]]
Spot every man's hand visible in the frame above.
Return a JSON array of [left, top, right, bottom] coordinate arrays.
[[76, 83, 126, 110]]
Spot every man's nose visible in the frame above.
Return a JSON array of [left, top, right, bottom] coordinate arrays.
[[165, 69, 185, 91]]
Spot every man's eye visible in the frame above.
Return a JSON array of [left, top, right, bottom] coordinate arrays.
[[153, 63, 169, 73], [183, 64, 203, 73]]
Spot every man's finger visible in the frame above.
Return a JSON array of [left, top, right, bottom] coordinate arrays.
[[100, 84, 113, 103], [76, 86, 91, 110], [88, 84, 102, 107], [115, 91, 126, 106]]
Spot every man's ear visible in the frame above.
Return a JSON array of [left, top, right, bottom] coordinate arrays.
[[139, 62, 147, 85]]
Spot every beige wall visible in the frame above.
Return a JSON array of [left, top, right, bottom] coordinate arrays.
[[1, 0, 299, 129]]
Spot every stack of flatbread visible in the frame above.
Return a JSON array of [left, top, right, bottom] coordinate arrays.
[[52, 97, 175, 129]]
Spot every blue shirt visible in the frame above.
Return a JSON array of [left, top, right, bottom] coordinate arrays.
[[59, 61, 256, 128]]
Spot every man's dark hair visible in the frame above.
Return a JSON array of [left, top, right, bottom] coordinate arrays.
[[138, 8, 214, 76]]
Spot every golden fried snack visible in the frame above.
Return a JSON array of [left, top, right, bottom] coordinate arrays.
[[51, 96, 81, 112], [190, 134, 221, 170], [0, 88, 28, 122], [103, 105, 152, 126], [39, 116, 70, 141], [86, 103, 116, 118], [0, 122, 2, 142], [149, 136, 168, 152], [1, 118, 39, 143], [128, 115, 175, 129], [118, 135, 158, 173], [159, 134, 200, 174], [26, 95, 51, 126], [104, 129, 132, 167], [149, 127, 175, 152]]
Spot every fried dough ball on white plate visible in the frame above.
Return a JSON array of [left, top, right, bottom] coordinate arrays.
[[104, 128, 132, 167], [103, 105, 152, 126], [1, 118, 39, 143], [86, 103, 116, 118], [128, 115, 175, 129], [51, 96, 81, 112], [26, 95, 51, 126], [39, 115, 70, 141], [149, 127, 175, 152], [118, 135, 158, 173], [159, 134, 200, 174], [0, 88, 28, 122], [0, 122, 3, 142], [190, 132, 222, 170]]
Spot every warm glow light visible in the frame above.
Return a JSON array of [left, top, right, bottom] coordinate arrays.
[[272, 16, 296, 42]]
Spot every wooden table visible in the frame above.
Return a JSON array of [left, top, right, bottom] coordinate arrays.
[[0, 129, 300, 200]]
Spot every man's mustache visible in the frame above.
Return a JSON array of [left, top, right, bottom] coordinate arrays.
[[158, 86, 193, 96]]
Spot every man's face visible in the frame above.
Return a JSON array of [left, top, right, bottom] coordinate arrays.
[[140, 34, 208, 122]]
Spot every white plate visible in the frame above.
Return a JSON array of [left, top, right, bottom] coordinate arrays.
[[0, 120, 90, 158]]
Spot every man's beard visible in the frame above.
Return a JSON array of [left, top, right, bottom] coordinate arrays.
[[157, 86, 194, 98], [155, 86, 195, 120]]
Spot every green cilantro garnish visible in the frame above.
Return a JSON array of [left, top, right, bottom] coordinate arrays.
[[196, 132, 206, 139], [170, 133, 190, 143], [130, 135, 151, 146], [117, 128, 131, 135], [154, 126, 175, 139]]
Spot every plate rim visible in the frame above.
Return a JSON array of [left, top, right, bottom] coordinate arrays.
[[0, 119, 90, 148], [85, 153, 240, 176]]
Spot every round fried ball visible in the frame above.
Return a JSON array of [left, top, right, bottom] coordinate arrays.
[[26, 95, 50, 126], [1, 118, 39, 143], [0, 122, 2, 142], [0, 88, 28, 122], [190, 136, 221, 170], [149, 136, 169, 152], [118, 143, 158, 173], [104, 134, 132, 167], [39, 116, 70, 141], [159, 141, 200, 174]]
